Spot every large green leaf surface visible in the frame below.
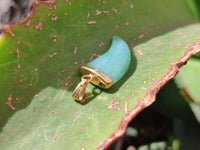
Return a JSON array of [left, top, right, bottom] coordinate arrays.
[[0, 0, 200, 149]]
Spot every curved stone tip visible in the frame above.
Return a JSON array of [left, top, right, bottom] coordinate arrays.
[[87, 35, 131, 84]]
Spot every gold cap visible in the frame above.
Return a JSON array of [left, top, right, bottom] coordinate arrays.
[[72, 65, 113, 101]]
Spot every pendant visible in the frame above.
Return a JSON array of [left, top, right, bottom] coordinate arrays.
[[72, 36, 131, 101]]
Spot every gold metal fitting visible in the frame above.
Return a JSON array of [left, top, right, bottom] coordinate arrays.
[[72, 65, 113, 101]]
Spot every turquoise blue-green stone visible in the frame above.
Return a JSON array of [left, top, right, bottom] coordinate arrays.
[[87, 36, 131, 84]]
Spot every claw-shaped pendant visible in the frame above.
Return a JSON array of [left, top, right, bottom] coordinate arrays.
[[72, 36, 131, 101]]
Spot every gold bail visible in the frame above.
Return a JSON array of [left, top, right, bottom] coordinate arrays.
[[72, 74, 93, 101]]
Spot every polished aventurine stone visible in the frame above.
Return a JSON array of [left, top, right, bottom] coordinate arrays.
[[87, 36, 131, 84]]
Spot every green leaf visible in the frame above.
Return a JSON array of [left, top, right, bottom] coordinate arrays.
[[151, 80, 197, 122], [175, 58, 200, 123], [0, 0, 200, 149], [186, 0, 200, 21]]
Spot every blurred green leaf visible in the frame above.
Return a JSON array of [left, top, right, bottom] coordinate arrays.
[[151, 79, 197, 122], [153, 58, 200, 149], [186, 0, 200, 21], [175, 58, 200, 123], [137, 141, 168, 150]]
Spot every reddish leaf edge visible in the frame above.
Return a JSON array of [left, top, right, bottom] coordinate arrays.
[[0, 0, 57, 39], [97, 39, 200, 150]]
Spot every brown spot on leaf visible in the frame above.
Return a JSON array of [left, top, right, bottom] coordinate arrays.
[[73, 46, 77, 54], [124, 101, 128, 114], [154, 71, 159, 74], [48, 3, 57, 10], [138, 34, 144, 39], [16, 40, 20, 45], [24, 20, 30, 27], [51, 16, 58, 22], [53, 5, 56, 10], [125, 21, 130, 26], [15, 48, 20, 59], [103, 11, 109, 14], [51, 35, 57, 42], [50, 110, 56, 114], [131, 93, 135, 97], [6, 94, 15, 110], [107, 97, 122, 111], [18, 79, 23, 83], [53, 39, 56, 43], [98, 42, 104, 48], [15, 97, 20, 104], [79, 127, 84, 130], [136, 50, 144, 56], [63, 82, 70, 87], [65, 0, 71, 5], [87, 21, 96, 25], [34, 94, 39, 98], [114, 25, 119, 30], [2, 25, 15, 37], [34, 68, 39, 72], [96, 10, 102, 15], [129, 4, 134, 8], [73, 61, 78, 65], [111, 8, 117, 13], [89, 53, 100, 61], [49, 52, 57, 58], [87, 12, 90, 19], [35, 21, 42, 31], [61, 66, 68, 73]]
